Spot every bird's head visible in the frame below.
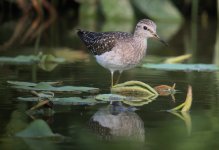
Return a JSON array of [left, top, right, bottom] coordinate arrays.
[[134, 19, 168, 46]]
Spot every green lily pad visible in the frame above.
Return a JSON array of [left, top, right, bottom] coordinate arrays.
[[0, 53, 65, 65], [30, 91, 54, 99], [0, 55, 39, 64], [7, 81, 62, 87], [8, 81, 99, 94], [7, 81, 37, 87], [15, 119, 62, 138], [18, 97, 101, 106], [142, 63, 219, 71], [52, 97, 99, 105]]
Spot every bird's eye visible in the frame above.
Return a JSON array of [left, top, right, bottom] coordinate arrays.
[[143, 26, 148, 30]]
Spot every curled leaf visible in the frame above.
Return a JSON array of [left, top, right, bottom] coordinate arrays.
[[164, 54, 192, 64], [109, 81, 158, 106], [169, 85, 192, 112], [111, 81, 158, 98], [181, 85, 192, 112]]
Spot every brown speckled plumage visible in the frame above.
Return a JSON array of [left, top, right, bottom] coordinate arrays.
[[77, 30, 131, 55]]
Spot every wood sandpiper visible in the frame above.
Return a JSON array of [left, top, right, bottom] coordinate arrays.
[[77, 19, 167, 86]]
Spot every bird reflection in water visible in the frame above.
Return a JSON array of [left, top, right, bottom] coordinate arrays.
[[89, 102, 145, 142]]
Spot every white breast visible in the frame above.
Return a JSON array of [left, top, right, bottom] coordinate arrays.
[[95, 38, 147, 72]]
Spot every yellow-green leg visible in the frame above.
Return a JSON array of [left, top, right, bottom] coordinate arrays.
[[111, 71, 114, 87], [115, 71, 123, 85]]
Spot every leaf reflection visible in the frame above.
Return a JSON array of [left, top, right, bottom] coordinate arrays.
[[168, 111, 192, 135]]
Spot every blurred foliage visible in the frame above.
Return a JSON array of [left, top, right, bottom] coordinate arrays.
[[15, 119, 62, 138], [132, 0, 183, 22], [0, 0, 217, 57], [100, 0, 135, 21]]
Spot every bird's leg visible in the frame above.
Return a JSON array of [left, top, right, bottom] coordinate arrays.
[[111, 71, 114, 87], [115, 71, 123, 85]]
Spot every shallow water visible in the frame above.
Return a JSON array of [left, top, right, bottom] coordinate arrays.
[[0, 19, 219, 150]]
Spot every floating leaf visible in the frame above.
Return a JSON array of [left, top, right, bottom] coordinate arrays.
[[52, 97, 99, 105], [111, 81, 158, 98], [7, 81, 62, 87], [105, 81, 159, 106], [8, 81, 99, 94], [30, 91, 54, 99], [0, 55, 39, 64], [164, 54, 192, 64], [142, 63, 219, 71], [0, 53, 65, 65], [7, 81, 37, 87], [15, 119, 62, 138], [18, 97, 100, 106]]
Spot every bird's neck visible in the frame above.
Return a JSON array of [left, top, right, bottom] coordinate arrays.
[[133, 36, 147, 50], [131, 36, 147, 56], [133, 30, 148, 39]]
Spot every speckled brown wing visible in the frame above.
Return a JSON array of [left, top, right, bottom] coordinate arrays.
[[77, 30, 131, 55]]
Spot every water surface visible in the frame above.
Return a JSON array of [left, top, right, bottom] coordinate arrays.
[[0, 19, 219, 150]]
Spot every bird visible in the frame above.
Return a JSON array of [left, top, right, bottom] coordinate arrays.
[[77, 19, 167, 87]]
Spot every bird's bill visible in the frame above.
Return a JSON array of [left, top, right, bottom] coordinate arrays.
[[153, 33, 168, 46]]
